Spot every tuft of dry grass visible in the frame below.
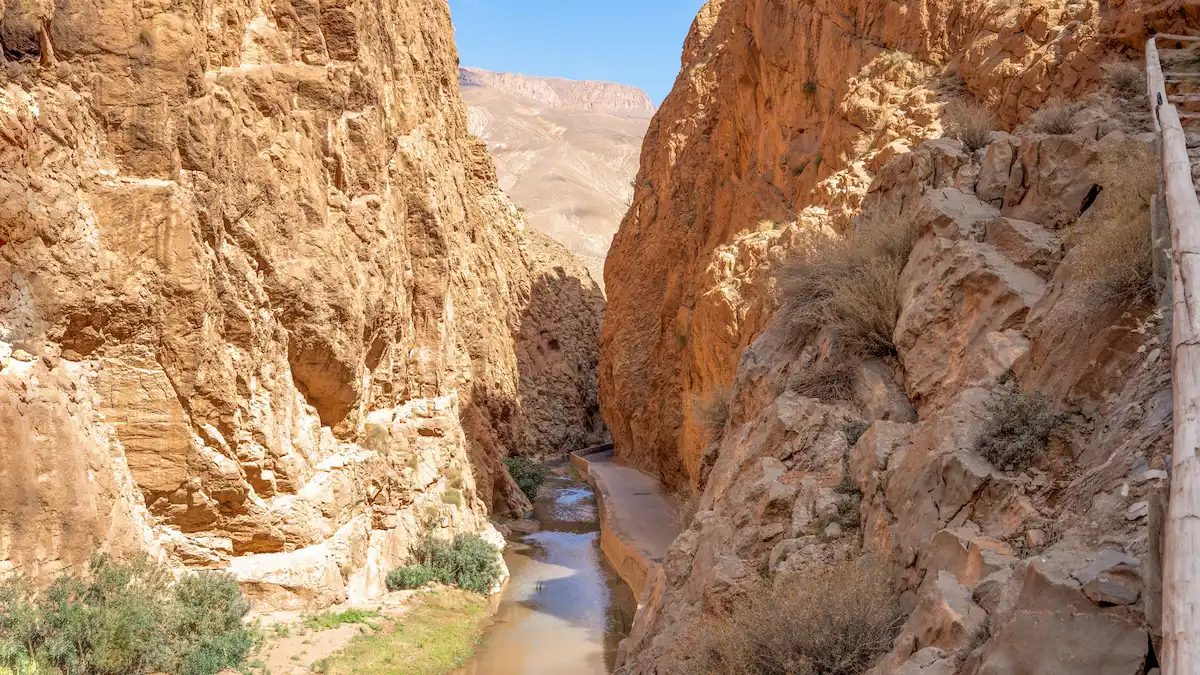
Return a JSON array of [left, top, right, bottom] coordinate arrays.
[[674, 484, 701, 528], [1073, 142, 1157, 303], [774, 200, 919, 360], [675, 559, 905, 675], [1102, 60, 1146, 100], [787, 358, 858, 402], [1028, 97, 1085, 135], [692, 386, 733, 443], [943, 99, 997, 151], [975, 388, 1069, 471]]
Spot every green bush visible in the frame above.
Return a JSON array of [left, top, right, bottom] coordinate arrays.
[[975, 388, 1069, 470], [385, 565, 436, 591], [0, 556, 252, 675], [406, 534, 503, 595], [502, 456, 546, 502]]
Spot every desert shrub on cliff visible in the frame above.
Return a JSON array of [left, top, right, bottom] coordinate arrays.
[[943, 99, 997, 151], [1102, 61, 1146, 100], [503, 456, 546, 501], [678, 558, 903, 675], [787, 358, 858, 402], [1028, 98, 1085, 135], [0, 556, 251, 675], [975, 388, 1069, 470], [404, 534, 503, 595], [1073, 143, 1157, 303], [692, 386, 733, 443], [775, 200, 919, 362]]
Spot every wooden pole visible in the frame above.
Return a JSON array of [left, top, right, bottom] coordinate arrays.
[[1155, 40, 1200, 670]]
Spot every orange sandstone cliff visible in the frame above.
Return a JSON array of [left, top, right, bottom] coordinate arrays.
[[0, 0, 602, 609], [603, 0, 1189, 673]]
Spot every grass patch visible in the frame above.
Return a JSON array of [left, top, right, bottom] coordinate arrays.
[[975, 388, 1069, 471], [1073, 141, 1157, 303], [787, 358, 858, 402], [502, 456, 546, 502], [322, 590, 489, 675], [304, 608, 381, 632], [691, 386, 732, 443], [1028, 97, 1085, 135], [943, 99, 997, 151], [773, 200, 919, 373], [396, 534, 504, 595], [0, 556, 252, 675], [676, 559, 904, 675], [440, 489, 463, 506], [1102, 60, 1146, 100]]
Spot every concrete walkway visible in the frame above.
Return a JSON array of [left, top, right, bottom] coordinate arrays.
[[570, 449, 682, 599]]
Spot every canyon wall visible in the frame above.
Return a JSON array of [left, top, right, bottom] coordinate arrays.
[[0, 0, 602, 609], [602, 0, 1191, 673], [601, 0, 1158, 489]]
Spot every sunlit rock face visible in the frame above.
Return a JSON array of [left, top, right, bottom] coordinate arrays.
[[460, 67, 653, 289], [0, 0, 602, 609]]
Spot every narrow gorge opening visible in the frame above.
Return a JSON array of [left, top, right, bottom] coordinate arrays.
[[1, 0, 1194, 674]]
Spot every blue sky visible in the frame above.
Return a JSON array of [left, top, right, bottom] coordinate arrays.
[[448, 0, 707, 104]]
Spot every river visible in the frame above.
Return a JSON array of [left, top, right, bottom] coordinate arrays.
[[453, 463, 638, 675]]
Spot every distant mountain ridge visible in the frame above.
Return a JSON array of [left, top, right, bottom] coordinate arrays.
[[459, 67, 655, 112], [459, 68, 653, 289]]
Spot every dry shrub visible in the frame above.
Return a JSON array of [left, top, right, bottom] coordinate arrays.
[[943, 99, 997, 151], [1028, 97, 1085, 135], [788, 358, 858, 402], [975, 388, 1069, 471], [674, 484, 701, 528], [1164, 42, 1200, 70], [679, 559, 904, 675], [692, 386, 732, 443], [1102, 60, 1146, 100], [774, 200, 919, 359], [1073, 142, 1157, 303]]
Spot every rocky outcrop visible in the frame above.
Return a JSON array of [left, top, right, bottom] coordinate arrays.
[[459, 67, 655, 112], [601, 0, 1149, 490], [461, 69, 651, 287], [614, 108, 1169, 672], [602, 1, 1177, 670], [0, 0, 602, 609]]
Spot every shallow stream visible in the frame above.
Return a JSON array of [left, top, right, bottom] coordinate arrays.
[[452, 464, 637, 675]]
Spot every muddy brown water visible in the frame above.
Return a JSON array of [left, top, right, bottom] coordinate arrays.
[[452, 464, 638, 675]]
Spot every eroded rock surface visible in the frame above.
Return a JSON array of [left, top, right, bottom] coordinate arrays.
[[601, 0, 1152, 490], [0, 0, 602, 609], [607, 2, 1172, 666]]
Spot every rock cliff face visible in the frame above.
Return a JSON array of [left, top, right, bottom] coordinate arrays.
[[603, 0, 1183, 673], [602, 0, 1152, 489], [461, 69, 652, 287], [0, 0, 602, 609]]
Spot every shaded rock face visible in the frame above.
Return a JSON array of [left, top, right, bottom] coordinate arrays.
[[600, 0, 1144, 490], [0, 0, 602, 608]]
